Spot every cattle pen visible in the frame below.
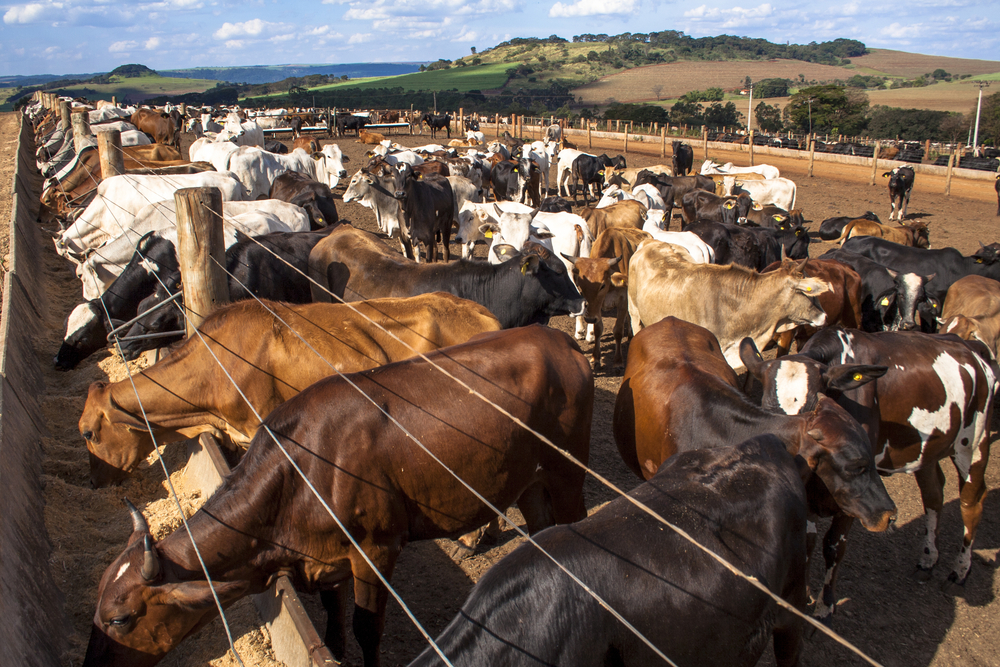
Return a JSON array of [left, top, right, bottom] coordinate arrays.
[[4, 96, 989, 664]]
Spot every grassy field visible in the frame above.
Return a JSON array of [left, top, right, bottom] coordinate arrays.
[[866, 80, 990, 113], [48, 74, 218, 102], [846, 49, 1000, 78], [305, 63, 516, 93]]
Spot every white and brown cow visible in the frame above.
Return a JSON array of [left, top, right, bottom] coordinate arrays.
[[628, 243, 830, 371], [939, 275, 1000, 358]]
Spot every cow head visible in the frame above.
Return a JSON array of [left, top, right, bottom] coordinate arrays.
[[881, 270, 935, 331], [79, 382, 158, 487], [83, 502, 248, 667], [481, 204, 541, 263], [563, 254, 625, 324], [770, 261, 832, 333], [54, 301, 111, 371]]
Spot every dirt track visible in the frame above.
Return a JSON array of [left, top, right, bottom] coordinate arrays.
[[4, 115, 998, 667]]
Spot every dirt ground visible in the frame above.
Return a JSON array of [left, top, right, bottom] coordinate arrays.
[[3, 113, 999, 667]]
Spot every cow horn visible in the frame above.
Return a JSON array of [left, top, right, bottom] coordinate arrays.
[[141, 534, 160, 581], [126, 498, 149, 534], [806, 428, 825, 442]]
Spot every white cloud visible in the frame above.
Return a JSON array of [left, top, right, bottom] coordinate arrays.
[[348, 32, 373, 43], [451, 27, 478, 42], [3, 3, 56, 24], [144, 36, 161, 49], [683, 3, 773, 27], [214, 18, 268, 39], [108, 39, 136, 52], [880, 22, 925, 39], [549, 0, 637, 17]]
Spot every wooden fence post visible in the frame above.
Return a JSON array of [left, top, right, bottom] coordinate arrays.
[[702, 126, 708, 162], [808, 135, 816, 178], [661, 127, 666, 158], [111, 95, 117, 107], [588, 122, 592, 150], [59, 100, 72, 128], [71, 111, 92, 154], [96, 129, 124, 180], [749, 129, 755, 166], [174, 187, 230, 338], [945, 147, 955, 196], [869, 141, 881, 186], [924, 139, 931, 163], [624, 127, 629, 154]]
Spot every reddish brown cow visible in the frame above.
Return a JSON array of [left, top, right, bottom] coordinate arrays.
[[565, 227, 651, 368], [130, 108, 178, 147], [939, 274, 1000, 357], [83, 326, 593, 667], [765, 258, 864, 356], [578, 199, 646, 239], [292, 136, 321, 153], [836, 218, 930, 248]]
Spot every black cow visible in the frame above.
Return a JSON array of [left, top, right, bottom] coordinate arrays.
[[741, 327, 997, 621], [54, 232, 179, 371], [118, 226, 343, 360], [883, 166, 915, 221], [684, 220, 781, 270], [640, 171, 714, 207], [840, 236, 998, 309], [463, 117, 480, 132], [817, 211, 880, 241], [309, 226, 585, 328], [569, 154, 609, 206], [264, 140, 289, 154], [672, 140, 694, 176], [681, 189, 751, 226], [290, 115, 304, 138], [269, 171, 339, 229], [995, 174, 999, 216], [421, 113, 453, 139], [820, 249, 931, 332], [399, 169, 454, 262], [408, 436, 811, 667], [538, 196, 573, 214], [490, 161, 518, 202], [336, 113, 368, 137]]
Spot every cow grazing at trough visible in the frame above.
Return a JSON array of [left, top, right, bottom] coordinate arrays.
[[627, 245, 830, 371], [938, 275, 1000, 357], [741, 326, 997, 619], [83, 326, 592, 667], [671, 140, 694, 175], [308, 225, 585, 328], [408, 437, 811, 667], [884, 166, 915, 220], [78, 293, 501, 487]]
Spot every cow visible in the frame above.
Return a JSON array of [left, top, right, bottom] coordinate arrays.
[[307, 226, 585, 328], [938, 275, 1000, 357], [840, 236, 999, 309], [671, 140, 694, 176], [636, 170, 713, 208], [564, 226, 650, 368], [189, 137, 240, 172], [83, 325, 592, 667], [78, 292, 502, 487], [336, 113, 368, 137], [628, 245, 830, 371], [268, 171, 339, 229], [408, 436, 812, 667], [818, 212, 881, 241], [217, 113, 265, 147], [421, 112, 453, 139], [723, 175, 797, 212], [399, 170, 454, 262], [130, 108, 177, 148], [638, 222, 715, 264], [820, 249, 931, 332], [602, 164, 672, 191], [682, 220, 779, 270], [474, 204, 591, 270], [741, 326, 997, 620], [883, 166, 915, 221], [544, 122, 561, 143], [680, 189, 751, 226], [836, 218, 930, 248], [701, 160, 780, 180], [292, 136, 321, 153], [578, 200, 646, 238], [343, 165, 409, 250], [358, 129, 386, 145], [569, 153, 610, 205]]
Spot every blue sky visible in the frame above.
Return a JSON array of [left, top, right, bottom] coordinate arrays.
[[1, 0, 997, 76]]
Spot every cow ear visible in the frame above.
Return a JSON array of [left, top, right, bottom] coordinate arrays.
[[560, 252, 578, 265], [874, 288, 896, 311], [822, 364, 888, 392], [107, 394, 151, 432], [739, 337, 765, 380], [494, 244, 516, 259], [163, 580, 249, 611], [478, 222, 500, 236], [533, 229, 555, 240], [342, 154, 350, 162], [610, 272, 627, 288], [520, 255, 541, 276]]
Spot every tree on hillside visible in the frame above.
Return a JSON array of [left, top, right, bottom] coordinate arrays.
[[669, 100, 703, 126], [755, 102, 783, 132], [864, 106, 952, 141], [785, 84, 868, 135], [703, 102, 739, 128], [977, 91, 1000, 146]]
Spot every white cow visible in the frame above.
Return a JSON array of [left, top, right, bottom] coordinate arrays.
[[76, 199, 310, 298], [556, 148, 590, 198], [190, 138, 240, 172], [217, 113, 265, 147], [342, 169, 406, 248], [701, 160, 780, 180], [632, 184, 667, 226], [640, 219, 715, 264], [722, 175, 796, 212], [520, 142, 552, 196], [55, 172, 247, 260], [596, 184, 636, 209]]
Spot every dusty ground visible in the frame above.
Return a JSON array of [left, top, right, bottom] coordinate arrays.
[[4, 114, 998, 666]]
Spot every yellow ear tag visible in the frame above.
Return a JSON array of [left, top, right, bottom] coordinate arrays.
[[805, 286, 812, 292], [484, 231, 493, 238], [521, 262, 529, 275], [853, 373, 863, 381], [880, 297, 890, 306], [932, 303, 937, 308], [977, 258, 983, 263]]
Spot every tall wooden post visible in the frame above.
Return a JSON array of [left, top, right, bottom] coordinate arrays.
[[924, 139, 931, 163], [96, 129, 124, 179], [174, 187, 229, 337], [661, 127, 666, 158], [459, 107, 464, 135], [945, 147, 955, 196], [60, 100, 72, 129], [624, 127, 629, 154], [748, 129, 755, 166], [869, 141, 881, 186], [808, 136, 816, 178], [111, 95, 117, 107], [588, 122, 592, 149], [71, 111, 92, 153], [702, 126, 709, 162]]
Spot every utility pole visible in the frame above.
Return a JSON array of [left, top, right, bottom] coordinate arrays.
[[969, 81, 991, 154], [746, 78, 753, 132]]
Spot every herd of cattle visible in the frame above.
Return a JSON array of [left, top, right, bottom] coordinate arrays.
[[24, 97, 1000, 667]]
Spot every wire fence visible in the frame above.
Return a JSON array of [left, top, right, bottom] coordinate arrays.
[[36, 101, 886, 667]]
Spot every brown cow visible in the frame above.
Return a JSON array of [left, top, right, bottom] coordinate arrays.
[[837, 218, 930, 248], [578, 199, 646, 239], [601, 164, 673, 190], [83, 325, 593, 667], [79, 293, 500, 487], [292, 136, 321, 153], [613, 317, 895, 538], [565, 227, 651, 368], [357, 129, 386, 144], [765, 258, 864, 356], [130, 108, 177, 147], [939, 274, 1000, 357]]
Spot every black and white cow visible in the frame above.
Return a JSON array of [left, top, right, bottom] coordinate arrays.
[[882, 166, 915, 221]]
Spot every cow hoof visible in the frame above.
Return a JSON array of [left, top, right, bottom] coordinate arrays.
[[442, 541, 477, 562], [942, 571, 968, 595], [913, 566, 934, 583]]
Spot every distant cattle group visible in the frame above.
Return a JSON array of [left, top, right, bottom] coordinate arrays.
[[25, 95, 1000, 667]]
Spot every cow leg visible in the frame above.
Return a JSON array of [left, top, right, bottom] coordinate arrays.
[[591, 317, 604, 369], [804, 518, 819, 604], [612, 305, 628, 366], [516, 482, 555, 534], [814, 513, 855, 622], [320, 585, 350, 660], [901, 191, 911, 220], [575, 315, 587, 340], [775, 330, 795, 358], [351, 547, 399, 667], [773, 551, 807, 667], [913, 462, 946, 579], [948, 443, 991, 586]]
